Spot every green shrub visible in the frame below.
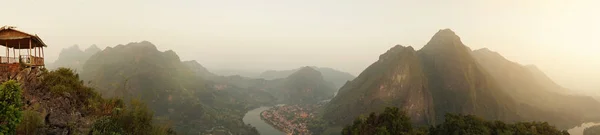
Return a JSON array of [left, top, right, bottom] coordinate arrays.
[[17, 110, 44, 134], [90, 99, 176, 135], [42, 68, 100, 101], [0, 80, 23, 134]]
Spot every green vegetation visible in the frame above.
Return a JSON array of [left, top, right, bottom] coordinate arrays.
[[341, 107, 569, 135], [430, 114, 569, 135], [584, 125, 600, 135], [307, 118, 327, 134], [90, 99, 176, 135], [0, 67, 177, 134], [41, 68, 124, 116], [0, 80, 23, 134], [342, 107, 417, 135], [43, 68, 99, 100], [17, 110, 44, 135]]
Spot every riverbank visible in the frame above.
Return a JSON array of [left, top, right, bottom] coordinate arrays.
[[243, 106, 286, 135]]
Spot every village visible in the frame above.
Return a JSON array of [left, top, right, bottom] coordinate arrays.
[[260, 104, 323, 135]]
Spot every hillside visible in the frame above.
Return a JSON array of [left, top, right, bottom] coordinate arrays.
[[0, 68, 173, 134], [80, 41, 265, 134], [471, 48, 600, 128], [323, 45, 436, 125], [259, 66, 355, 89], [275, 66, 336, 104], [183, 60, 216, 78], [324, 29, 519, 126], [47, 45, 101, 72]]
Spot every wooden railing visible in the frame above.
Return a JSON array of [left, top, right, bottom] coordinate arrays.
[[0, 56, 18, 64], [30, 56, 44, 66], [0, 55, 44, 66]]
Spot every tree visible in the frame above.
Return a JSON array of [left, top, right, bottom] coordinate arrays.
[[0, 80, 23, 134], [343, 107, 568, 135], [342, 107, 413, 135], [90, 99, 176, 135]]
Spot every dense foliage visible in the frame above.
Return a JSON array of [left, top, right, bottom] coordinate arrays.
[[17, 110, 44, 135], [0, 80, 23, 134], [342, 107, 569, 135], [41, 68, 123, 116], [342, 107, 419, 135], [584, 125, 600, 135], [90, 99, 176, 135]]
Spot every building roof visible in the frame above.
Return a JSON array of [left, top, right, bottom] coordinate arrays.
[[0, 26, 47, 49]]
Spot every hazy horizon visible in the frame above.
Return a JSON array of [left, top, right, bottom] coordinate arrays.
[[2, 0, 598, 93]]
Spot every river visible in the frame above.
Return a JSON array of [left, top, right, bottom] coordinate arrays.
[[568, 122, 600, 135], [243, 106, 286, 135]]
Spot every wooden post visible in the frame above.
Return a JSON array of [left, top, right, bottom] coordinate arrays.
[[18, 42, 21, 61], [29, 39, 32, 64], [12, 47, 15, 63], [41, 47, 44, 66]]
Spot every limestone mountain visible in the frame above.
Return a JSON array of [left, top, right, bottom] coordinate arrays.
[[259, 66, 355, 89], [47, 45, 101, 72], [274, 66, 336, 104], [324, 29, 519, 126], [80, 41, 264, 134], [417, 29, 517, 123], [323, 45, 435, 125]]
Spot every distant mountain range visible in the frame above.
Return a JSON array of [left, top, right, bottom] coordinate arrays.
[[47, 45, 101, 72], [80, 41, 265, 134], [187, 63, 336, 104], [259, 66, 356, 90], [323, 29, 600, 129]]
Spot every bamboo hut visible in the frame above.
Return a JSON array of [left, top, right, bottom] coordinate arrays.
[[0, 26, 47, 72]]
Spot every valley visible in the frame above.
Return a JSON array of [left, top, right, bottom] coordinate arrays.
[[1, 26, 598, 135]]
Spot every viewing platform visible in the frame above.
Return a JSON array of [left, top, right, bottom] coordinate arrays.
[[0, 26, 47, 72]]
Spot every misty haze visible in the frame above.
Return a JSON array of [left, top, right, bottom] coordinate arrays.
[[1, 0, 599, 135]]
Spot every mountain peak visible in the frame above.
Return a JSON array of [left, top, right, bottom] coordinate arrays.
[[421, 29, 465, 51], [378, 45, 416, 61], [294, 66, 320, 75], [84, 44, 101, 54], [434, 28, 457, 37], [287, 66, 324, 80]]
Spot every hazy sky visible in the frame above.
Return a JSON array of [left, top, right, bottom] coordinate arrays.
[[2, 0, 599, 92]]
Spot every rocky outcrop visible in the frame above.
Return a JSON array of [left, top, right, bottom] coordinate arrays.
[[0, 69, 96, 135], [324, 45, 435, 125]]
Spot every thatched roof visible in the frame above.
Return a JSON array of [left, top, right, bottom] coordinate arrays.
[[0, 26, 47, 49]]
